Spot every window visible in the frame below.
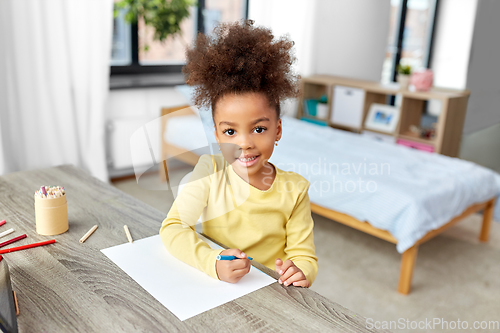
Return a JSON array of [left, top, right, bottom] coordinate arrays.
[[381, 0, 439, 83], [111, 8, 132, 66], [111, 0, 249, 75], [137, 6, 197, 65]]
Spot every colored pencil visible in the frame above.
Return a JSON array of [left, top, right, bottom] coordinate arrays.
[[0, 234, 27, 248], [13, 291, 19, 315], [0, 228, 14, 239], [124, 225, 133, 243], [0, 239, 55, 254], [79, 225, 98, 243], [216, 255, 253, 261], [0, 220, 6, 227]]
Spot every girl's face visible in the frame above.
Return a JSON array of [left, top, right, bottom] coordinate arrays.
[[213, 91, 282, 180]]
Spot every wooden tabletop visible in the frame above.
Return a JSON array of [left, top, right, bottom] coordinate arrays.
[[0, 165, 386, 332]]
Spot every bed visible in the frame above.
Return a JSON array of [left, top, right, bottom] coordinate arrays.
[[159, 88, 500, 295]]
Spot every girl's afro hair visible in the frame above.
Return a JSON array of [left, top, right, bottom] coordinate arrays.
[[182, 19, 301, 116]]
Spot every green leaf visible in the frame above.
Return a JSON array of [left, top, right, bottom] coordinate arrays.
[[397, 64, 412, 75], [117, 0, 194, 42]]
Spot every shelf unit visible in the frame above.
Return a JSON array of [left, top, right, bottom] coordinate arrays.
[[297, 75, 470, 157]]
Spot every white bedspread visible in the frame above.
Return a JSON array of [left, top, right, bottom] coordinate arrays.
[[171, 85, 500, 253], [272, 117, 500, 253]]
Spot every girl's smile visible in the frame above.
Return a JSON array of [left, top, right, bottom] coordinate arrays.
[[236, 154, 260, 167]]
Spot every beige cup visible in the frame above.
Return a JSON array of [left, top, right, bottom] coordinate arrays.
[[34, 194, 68, 235]]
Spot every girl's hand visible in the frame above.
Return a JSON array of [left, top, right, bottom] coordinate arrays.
[[275, 258, 309, 287], [216, 248, 251, 283]]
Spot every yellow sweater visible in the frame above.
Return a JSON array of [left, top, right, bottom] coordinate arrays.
[[160, 154, 318, 285]]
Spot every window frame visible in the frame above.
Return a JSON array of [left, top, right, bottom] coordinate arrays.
[[390, 0, 440, 82], [110, 0, 249, 76], [388, 0, 439, 105]]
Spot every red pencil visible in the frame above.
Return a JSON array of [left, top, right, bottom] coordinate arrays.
[[0, 220, 6, 227], [0, 234, 27, 249], [0, 239, 56, 254]]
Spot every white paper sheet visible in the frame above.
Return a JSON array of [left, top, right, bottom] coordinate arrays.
[[101, 234, 275, 321]]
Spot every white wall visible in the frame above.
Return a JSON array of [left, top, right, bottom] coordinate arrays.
[[462, 0, 500, 134], [313, 0, 390, 81], [250, 0, 390, 81], [107, 88, 188, 176], [460, 122, 500, 173], [431, 0, 477, 90], [249, 0, 390, 117], [458, 0, 500, 172]]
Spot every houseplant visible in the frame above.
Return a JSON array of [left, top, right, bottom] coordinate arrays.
[[397, 64, 412, 90], [114, 0, 196, 51]]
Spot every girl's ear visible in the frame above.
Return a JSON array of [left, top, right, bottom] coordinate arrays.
[[276, 118, 282, 141]]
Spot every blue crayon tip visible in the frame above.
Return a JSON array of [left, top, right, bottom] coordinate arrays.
[[216, 255, 253, 261]]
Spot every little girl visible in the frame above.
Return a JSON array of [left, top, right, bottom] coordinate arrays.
[[160, 20, 318, 287]]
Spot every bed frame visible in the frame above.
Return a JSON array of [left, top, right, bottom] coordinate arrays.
[[160, 105, 496, 295]]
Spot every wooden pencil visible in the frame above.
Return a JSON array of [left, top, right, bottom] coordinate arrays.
[[0, 234, 27, 248], [0, 239, 55, 254], [79, 225, 98, 243], [13, 290, 19, 315], [124, 225, 133, 243], [0, 228, 14, 239]]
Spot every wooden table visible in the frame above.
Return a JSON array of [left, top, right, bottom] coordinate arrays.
[[0, 165, 386, 332]]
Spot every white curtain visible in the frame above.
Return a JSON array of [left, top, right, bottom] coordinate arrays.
[[248, 0, 318, 77], [0, 0, 112, 182]]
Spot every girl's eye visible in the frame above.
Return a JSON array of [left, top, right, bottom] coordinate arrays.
[[223, 128, 235, 136], [254, 126, 266, 134]]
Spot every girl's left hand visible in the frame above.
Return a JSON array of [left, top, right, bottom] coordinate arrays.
[[275, 258, 309, 287]]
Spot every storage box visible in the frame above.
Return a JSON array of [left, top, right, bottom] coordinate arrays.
[[330, 86, 365, 129]]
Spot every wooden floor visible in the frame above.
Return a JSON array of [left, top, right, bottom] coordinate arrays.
[[311, 198, 495, 294]]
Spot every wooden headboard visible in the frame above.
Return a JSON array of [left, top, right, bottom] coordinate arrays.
[[160, 105, 201, 182]]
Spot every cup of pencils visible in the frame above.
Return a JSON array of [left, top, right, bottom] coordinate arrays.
[[34, 185, 68, 236]]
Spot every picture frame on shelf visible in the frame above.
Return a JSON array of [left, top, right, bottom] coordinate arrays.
[[364, 103, 401, 134]]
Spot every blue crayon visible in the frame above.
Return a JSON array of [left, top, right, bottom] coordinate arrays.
[[216, 255, 253, 261]]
